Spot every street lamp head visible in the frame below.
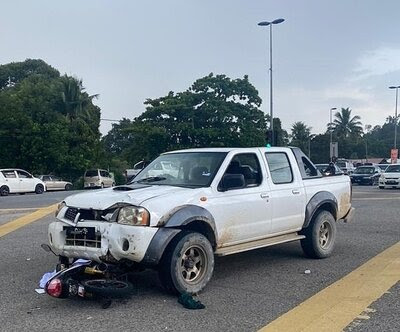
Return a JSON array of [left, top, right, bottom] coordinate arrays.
[[389, 86, 400, 89], [330, 107, 337, 110], [258, 21, 271, 26], [272, 18, 285, 24]]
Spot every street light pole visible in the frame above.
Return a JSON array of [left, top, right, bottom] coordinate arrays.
[[389, 86, 400, 149], [258, 18, 285, 146], [329, 107, 337, 161]]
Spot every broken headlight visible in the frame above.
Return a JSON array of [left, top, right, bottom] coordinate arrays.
[[117, 206, 150, 226], [55, 201, 66, 217]]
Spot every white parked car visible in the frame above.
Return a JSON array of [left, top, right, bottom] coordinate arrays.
[[379, 164, 400, 189], [84, 169, 115, 189], [336, 159, 356, 175], [0, 169, 46, 196], [48, 147, 354, 295], [39, 175, 73, 191]]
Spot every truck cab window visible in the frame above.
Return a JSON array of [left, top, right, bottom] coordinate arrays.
[[222, 153, 262, 188], [265, 153, 293, 184]]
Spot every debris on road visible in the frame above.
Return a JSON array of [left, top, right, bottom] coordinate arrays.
[[178, 292, 205, 310], [304, 269, 311, 274], [35, 288, 45, 294]]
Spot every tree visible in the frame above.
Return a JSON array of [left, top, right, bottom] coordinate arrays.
[[104, 73, 269, 163], [0, 59, 102, 181], [290, 121, 312, 153], [332, 107, 363, 138]]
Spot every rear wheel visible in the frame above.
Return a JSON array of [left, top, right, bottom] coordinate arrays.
[[82, 279, 133, 297], [35, 184, 44, 194], [0, 186, 10, 196], [65, 184, 72, 191], [158, 232, 214, 295], [301, 210, 337, 259]]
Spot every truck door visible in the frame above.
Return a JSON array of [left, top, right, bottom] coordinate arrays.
[[210, 152, 272, 246], [264, 151, 306, 234]]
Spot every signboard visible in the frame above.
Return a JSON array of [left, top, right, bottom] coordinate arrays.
[[391, 148, 398, 164], [330, 142, 338, 160]]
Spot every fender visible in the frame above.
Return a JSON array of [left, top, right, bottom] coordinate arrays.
[[303, 191, 338, 228], [141, 205, 217, 266]]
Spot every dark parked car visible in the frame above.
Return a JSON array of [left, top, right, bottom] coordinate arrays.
[[350, 165, 381, 185]]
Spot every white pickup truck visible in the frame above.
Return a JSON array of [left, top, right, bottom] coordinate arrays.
[[49, 147, 354, 294]]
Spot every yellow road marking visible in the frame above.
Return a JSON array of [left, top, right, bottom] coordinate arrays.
[[0, 204, 58, 238], [259, 241, 400, 332], [353, 197, 400, 201], [0, 207, 38, 211]]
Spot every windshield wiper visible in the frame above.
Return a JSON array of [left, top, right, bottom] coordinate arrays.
[[135, 176, 167, 183]]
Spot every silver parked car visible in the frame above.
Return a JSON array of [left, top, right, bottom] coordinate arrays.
[[39, 175, 73, 191]]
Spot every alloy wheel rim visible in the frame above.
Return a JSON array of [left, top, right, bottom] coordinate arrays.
[[319, 221, 332, 248], [180, 245, 207, 284]]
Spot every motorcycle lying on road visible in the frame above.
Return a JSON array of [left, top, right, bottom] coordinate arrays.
[[41, 244, 134, 301]]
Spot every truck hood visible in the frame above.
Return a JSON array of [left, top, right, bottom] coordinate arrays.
[[64, 184, 191, 210]]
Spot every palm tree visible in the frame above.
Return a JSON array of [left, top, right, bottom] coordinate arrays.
[[332, 107, 363, 138], [60, 75, 98, 119], [290, 121, 312, 153]]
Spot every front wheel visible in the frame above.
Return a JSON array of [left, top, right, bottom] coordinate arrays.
[[35, 184, 44, 194], [158, 232, 214, 295], [301, 210, 337, 259]]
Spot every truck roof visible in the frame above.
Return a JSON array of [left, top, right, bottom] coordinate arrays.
[[163, 147, 294, 154]]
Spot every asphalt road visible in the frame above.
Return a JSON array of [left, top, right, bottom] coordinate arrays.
[[0, 186, 399, 331]]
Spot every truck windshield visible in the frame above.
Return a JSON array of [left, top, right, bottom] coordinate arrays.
[[130, 152, 227, 187]]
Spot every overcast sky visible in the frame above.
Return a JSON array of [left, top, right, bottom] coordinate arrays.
[[1, 0, 400, 135]]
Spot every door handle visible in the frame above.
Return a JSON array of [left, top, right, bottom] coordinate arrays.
[[292, 190, 300, 195], [260, 193, 270, 199]]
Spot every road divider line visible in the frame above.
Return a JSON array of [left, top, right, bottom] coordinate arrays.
[[0, 204, 58, 238], [259, 241, 400, 332], [0, 207, 39, 211], [353, 197, 400, 201]]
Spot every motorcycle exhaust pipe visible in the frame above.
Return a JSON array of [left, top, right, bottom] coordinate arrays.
[[97, 262, 108, 272], [84, 263, 108, 275]]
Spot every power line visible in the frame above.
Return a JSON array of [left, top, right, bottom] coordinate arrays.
[[100, 118, 120, 122]]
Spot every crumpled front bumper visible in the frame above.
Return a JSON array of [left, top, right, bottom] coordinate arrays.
[[48, 220, 158, 263]]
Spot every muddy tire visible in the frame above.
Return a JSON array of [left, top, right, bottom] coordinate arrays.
[[0, 186, 9, 196], [35, 184, 44, 194], [82, 279, 133, 298], [158, 232, 214, 295], [301, 210, 337, 259]]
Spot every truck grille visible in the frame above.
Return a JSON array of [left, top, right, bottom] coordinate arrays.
[[64, 226, 101, 248], [64, 208, 79, 222]]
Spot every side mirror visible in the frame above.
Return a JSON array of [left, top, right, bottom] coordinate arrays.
[[219, 174, 245, 191]]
